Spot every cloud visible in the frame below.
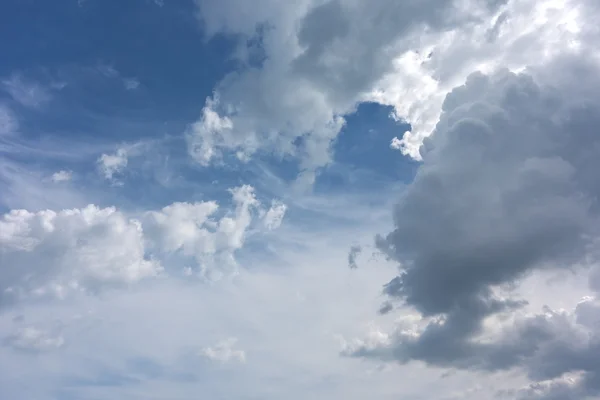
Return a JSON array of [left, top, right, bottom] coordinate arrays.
[[1, 73, 53, 108], [123, 78, 140, 90], [0, 104, 17, 136], [4, 326, 65, 352], [484, 296, 600, 400], [144, 185, 268, 278], [200, 338, 246, 364], [347, 245, 361, 269], [346, 27, 600, 397], [0, 222, 422, 400], [4, 0, 600, 398], [186, 97, 235, 166], [97, 148, 128, 182], [262, 200, 287, 230], [95, 139, 174, 187], [0, 184, 286, 306], [0, 205, 161, 306], [190, 0, 599, 178], [0, 152, 90, 211], [364, 0, 596, 159], [51, 170, 73, 183], [97, 64, 141, 91], [189, 0, 506, 179]]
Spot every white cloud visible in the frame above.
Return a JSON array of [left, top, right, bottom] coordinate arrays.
[[188, 0, 508, 177], [0, 104, 17, 136], [96, 140, 162, 184], [0, 156, 90, 211], [145, 201, 220, 253], [97, 64, 141, 91], [200, 338, 246, 363], [97, 148, 128, 182], [145, 185, 278, 279], [97, 64, 120, 79], [0, 218, 451, 400], [50, 170, 72, 183], [262, 200, 287, 230], [375, 0, 596, 159], [186, 97, 235, 166], [189, 0, 600, 177], [0, 223, 527, 400], [5, 327, 64, 352], [0, 185, 285, 306], [123, 77, 140, 90], [0, 205, 161, 305], [1, 73, 53, 108]]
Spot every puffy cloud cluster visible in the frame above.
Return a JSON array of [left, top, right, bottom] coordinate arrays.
[[145, 185, 275, 277], [346, 41, 600, 400], [0, 205, 160, 306], [377, 0, 595, 158], [190, 0, 598, 179], [0, 186, 286, 307], [189, 0, 507, 180]]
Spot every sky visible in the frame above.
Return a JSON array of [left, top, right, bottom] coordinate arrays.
[[1, 0, 600, 399]]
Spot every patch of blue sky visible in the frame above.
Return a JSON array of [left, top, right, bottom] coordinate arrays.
[[0, 0, 236, 139], [317, 102, 419, 193], [0, 0, 417, 221]]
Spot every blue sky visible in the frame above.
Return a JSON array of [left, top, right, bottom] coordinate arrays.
[[2, 1, 600, 399], [0, 0, 417, 213]]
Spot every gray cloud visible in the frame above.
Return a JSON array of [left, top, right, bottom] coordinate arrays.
[[347, 245, 361, 269], [377, 62, 599, 317], [348, 52, 600, 397]]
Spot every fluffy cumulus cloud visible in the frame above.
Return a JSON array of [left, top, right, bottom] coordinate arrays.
[[0, 205, 161, 306], [190, 0, 596, 176], [344, 0, 600, 395], [0, 185, 286, 307], [145, 185, 276, 278], [383, 0, 600, 159]]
